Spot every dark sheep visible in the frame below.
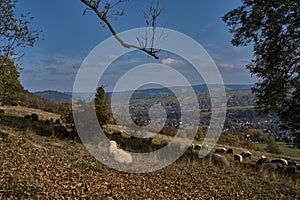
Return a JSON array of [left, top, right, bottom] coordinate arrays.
[[24, 114, 31, 120], [256, 156, 270, 166], [234, 154, 243, 162], [259, 162, 285, 174], [212, 153, 229, 167], [112, 130, 122, 136], [215, 147, 226, 153], [194, 144, 202, 150], [287, 160, 297, 166], [54, 118, 61, 124], [270, 159, 288, 166], [141, 137, 152, 144], [241, 151, 252, 159], [30, 113, 39, 121], [286, 165, 296, 175], [226, 148, 233, 154], [0, 108, 5, 114]]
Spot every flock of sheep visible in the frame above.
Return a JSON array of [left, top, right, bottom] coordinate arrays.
[[211, 147, 299, 175], [108, 135, 299, 177]]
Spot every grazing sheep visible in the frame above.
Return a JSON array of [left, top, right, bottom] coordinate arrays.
[[0, 108, 5, 114], [53, 124, 69, 136], [226, 148, 234, 154], [160, 140, 168, 147], [194, 144, 202, 150], [234, 154, 243, 163], [202, 143, 209, 151], [215, 147, 227, 153], [109, 140, 132, 164], [24, 114, 31, 120], [287, 160, 297, 166], [256, 156, 270, 166], [241, 151, 252, 159], [112, 130, 122, 136], [30, 113, 39, 121], [259, 162, 285, 174], [141, 137, 152, 144], [212, 153, 229, 167], [270, 158, 288, 166], [54, 118, 61, 124], [286, 165, 297, 175], [45, 118, 52, 125]]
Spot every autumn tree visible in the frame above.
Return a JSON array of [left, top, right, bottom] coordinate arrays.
[[0, 59, 23, 105], [0, 0, 40, 104], [223, 1, 300, 134], [0, 0, 40, 67], [80, 0, 161, 59]]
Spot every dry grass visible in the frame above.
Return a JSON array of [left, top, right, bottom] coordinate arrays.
[[0, 108, 300, 199]]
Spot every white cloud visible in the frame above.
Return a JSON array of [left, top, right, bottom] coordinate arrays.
[[161, 58, 184, 65], [219, 63, 236, 70]]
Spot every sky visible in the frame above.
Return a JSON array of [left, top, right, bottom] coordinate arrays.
[[15, 0, 257, 92]]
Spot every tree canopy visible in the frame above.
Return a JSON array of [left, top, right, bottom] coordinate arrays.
[[223, 0, 300, 132], [0, 0, 40, 67]]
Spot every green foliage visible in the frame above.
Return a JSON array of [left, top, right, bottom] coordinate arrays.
[[95, 86, 112, 125], [0, 59, 23, 105], [218, 132, 241, 147], [266, 137, 281, 154], [0, 0, 40, 67], [223, 1, 300, 132], [247, 129, 268, 143]]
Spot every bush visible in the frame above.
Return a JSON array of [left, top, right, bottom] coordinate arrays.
[[266, 137, 281, 154]]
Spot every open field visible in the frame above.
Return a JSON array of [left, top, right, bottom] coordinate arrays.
[[255, 142, 300, 158], [0, 108, 300, 199]]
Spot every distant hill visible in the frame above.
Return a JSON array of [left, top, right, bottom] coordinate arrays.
[[34, 91, 72, 103], [34, 84, 254, 102], [19, 90, 65, 113]]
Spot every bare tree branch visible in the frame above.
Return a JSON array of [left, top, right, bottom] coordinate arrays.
[[80, 0, 161, 59]]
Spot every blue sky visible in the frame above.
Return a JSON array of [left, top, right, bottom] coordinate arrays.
[[16, 0, 257, 92]]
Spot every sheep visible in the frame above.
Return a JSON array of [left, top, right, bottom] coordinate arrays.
[[160, 140, 168, 147], [109, 140, 132, 164], [259, 162, 285, 174], [226, 148, 234, 154], [286, 165, 297, 175], [54, 118, 61, 124], [215, 147, 227, 153], [30, 113, 39, 121], [287, 160, 297, 166], [270, 158, 288, 166], [141, 137, 152, 144], [234, 154, 243, 163], [112, 130, 122, 136], [0, 108, 5, 114], [24, 114, 31, 120], [211, 153, 229, 167], [256, 156, 269, 166], [194, 144, 202, 150], [241, 151, 252, 159], [202, 143, 209, 151]]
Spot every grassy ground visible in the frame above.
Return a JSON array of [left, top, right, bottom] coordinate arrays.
[[255, 142, 300, 158], [1, 108, 300, 199]]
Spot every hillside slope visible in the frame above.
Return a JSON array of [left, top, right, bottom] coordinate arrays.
[[0, 108, 299, 199]]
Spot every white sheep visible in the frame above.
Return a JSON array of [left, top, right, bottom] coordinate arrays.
[[109, 140, 132, 164], [234, 154, 243, 162]]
